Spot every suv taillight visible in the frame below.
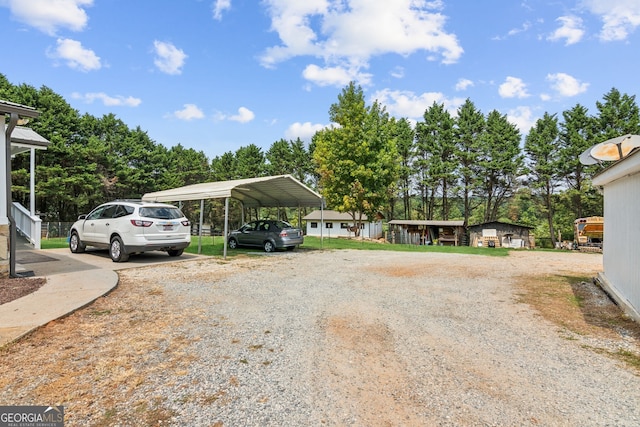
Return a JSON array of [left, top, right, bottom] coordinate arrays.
[[181, 220, 190, 226], [131, 219, 153, 227], [279, 230, 288, 237]]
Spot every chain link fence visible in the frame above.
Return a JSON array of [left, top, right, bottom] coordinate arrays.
[[41, 222, 74, 239]]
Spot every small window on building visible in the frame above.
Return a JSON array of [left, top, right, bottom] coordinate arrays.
[[326, 222, 333, 228], [340, 223, 349, 229], [310, 222, 318, 228]]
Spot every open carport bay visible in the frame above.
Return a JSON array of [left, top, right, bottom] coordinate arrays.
[[1, 249, 639, 426]]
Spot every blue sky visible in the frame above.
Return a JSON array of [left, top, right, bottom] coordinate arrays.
[[1, 0, 639, 159]]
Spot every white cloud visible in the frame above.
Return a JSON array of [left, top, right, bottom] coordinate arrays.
[[507, 21, 532, 37], [547, 16, 585, 45], [260, 0, 463, 86], [390, 66, 405, 79], [498, 76, 529, 99], [47, 38, 101, 71], [153, 40, 187, 75], [213, 0, 231, 20], [582, 0, 640, 41], [506, 106, 536, 134], [171, 104, 205, 121], [2, 0, 92, 35], [71, 92, 141, 107], [285, 121, 327, 142], [371, 88, 464, 119], [229, 107, 255, 123], [215, 107, 255, 123], [302, 64, 372, 87], [546, 72, 589, 97], [455, 78, 474, 91]]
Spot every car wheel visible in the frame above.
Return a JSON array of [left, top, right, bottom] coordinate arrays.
[[109, 236, 129, 262], [228, 238, 238, 249], [69, 231, 86, 253], [168, 249, 184, 257], [263, 240, 275, 253]]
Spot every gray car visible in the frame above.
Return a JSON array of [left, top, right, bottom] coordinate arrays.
[[227, 220, 303, 252]]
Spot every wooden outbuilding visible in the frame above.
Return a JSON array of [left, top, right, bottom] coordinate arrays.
[[387, 220, 465, 246], [467, 221, 534, 248]]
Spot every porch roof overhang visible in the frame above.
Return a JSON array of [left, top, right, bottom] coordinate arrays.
[[142, 174, 324, 208], [5, 125, 50, 156]]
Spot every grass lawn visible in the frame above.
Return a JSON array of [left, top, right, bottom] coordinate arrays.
[[185, 235, 510, 257], [40, 235, 511, 257]]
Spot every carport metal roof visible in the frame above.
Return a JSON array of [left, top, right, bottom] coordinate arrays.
[[142, 175, 324, 259], [142, 174, 323, 208]]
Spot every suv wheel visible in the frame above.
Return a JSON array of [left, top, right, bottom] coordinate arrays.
[[168, 249, 183, 257], [110, 236, 129, 262], [263, 240, 275, 253], [228, 238, 238, 249], [69, 231, 86, 253]]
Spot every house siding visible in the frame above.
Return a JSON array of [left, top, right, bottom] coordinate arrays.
[[600, 171, 640, 321]]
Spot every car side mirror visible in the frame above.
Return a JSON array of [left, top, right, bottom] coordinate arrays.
[[78, 214, 87, 220]]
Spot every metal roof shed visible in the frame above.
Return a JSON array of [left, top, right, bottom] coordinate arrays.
[[142, 174, 324, 258]]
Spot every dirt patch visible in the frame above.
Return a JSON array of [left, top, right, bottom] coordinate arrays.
[[0, 277, 47, 305], [514, 273, 640, 371], [319, 313, 425, 426]]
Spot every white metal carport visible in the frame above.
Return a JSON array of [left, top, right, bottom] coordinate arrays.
[[142, 174, 324, 258]]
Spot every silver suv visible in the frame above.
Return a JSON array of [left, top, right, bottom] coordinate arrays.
[[69, 200, 191, 262]]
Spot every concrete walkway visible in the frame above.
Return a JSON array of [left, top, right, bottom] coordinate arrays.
[[0, 246, 204, 347]]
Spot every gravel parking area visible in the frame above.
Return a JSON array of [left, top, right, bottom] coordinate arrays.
[[1, 249, 639, 426]]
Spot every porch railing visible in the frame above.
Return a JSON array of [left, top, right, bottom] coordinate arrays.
[[11, 202, 42, 249]]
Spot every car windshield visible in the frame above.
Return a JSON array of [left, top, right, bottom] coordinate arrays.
[[139, 206, 184, 219]]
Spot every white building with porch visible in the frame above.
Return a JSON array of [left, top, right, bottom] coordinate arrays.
[[303, 210, 383, 239], [2, 100, 49, 277]]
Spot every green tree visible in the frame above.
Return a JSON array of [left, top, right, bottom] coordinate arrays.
[[479, 110, 523, 222], [313, 82, 399, 235], [454, 99, 485, 225], [211, 151, 238, 181], [415, 102, 456, 220], [557, 104, 597, 219], [524, 112, 560, 246], [266, 139, 295, 176], [390, 117, 414, 219], [593, 88, 640, 140], [235, 144, 266, 178]]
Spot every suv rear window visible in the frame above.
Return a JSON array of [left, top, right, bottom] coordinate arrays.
[[139, 206, 184, 219]]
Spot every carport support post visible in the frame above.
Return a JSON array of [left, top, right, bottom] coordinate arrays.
[[197, 199, 204, 254], [223, 197, 230, 259]]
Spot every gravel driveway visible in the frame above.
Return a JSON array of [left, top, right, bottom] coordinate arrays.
[[2, 249, 639, 426]]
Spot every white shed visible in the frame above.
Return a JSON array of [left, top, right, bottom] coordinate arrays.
[[592, 148, 640, 322], [303, 210, 383, 239]]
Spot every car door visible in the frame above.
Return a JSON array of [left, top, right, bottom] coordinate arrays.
[[253, 221, 269, 246], [237, 221, 257, 246], [80, 205, 107, 243], [92, 204, 118, 244]]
